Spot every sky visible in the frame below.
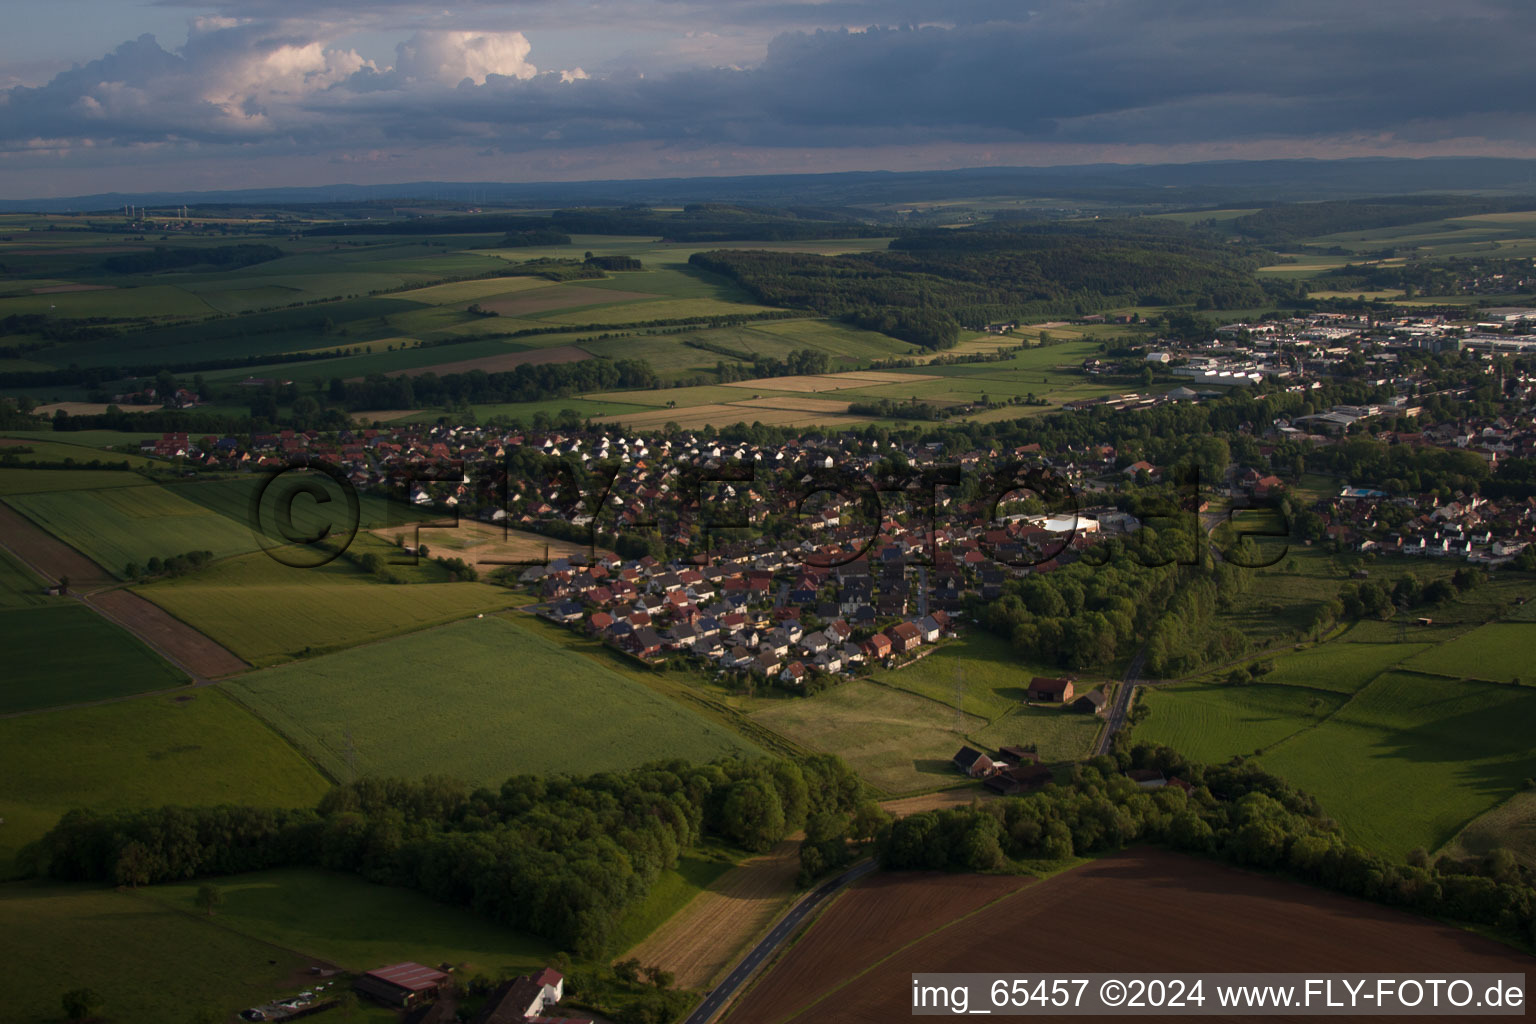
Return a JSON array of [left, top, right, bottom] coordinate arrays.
[[1, 0, 1534, 198]]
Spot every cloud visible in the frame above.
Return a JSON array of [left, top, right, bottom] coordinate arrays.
[[3, 0, 1536, 192], [395, 30, 538, 85]]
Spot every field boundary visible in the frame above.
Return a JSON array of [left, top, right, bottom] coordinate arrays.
[[215, 681, 345, 787], [727, 870, 1039, 1024]]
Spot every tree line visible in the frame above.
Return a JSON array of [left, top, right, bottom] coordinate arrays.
[[879, 744, 1536, 948], [31, 755, 871, 959]]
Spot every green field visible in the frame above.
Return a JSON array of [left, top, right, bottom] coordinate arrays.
[[608, 848, 739, 956], [0, 546, 50, 608], [1257, 672, 1536, 856], [750, 679, 986, 795], [1436, 790, 1536, 870], [1137, 682, 1348, 763], [223, 615, 763, 785], [1224, 640, 1429, 695], [0, 884, 313, 1024], [146, 867, 554, 977], [6, 482, 257, 576], [0, 438, 158, 468], [0, 689, 330, 878], [872, 632, 1091, 717], [0, 604, 187, 713], [970, 704, 1103, 762], [137, 551, 522, 666], [1403, 622, 1536, 683], [0, 468, 152, 496]]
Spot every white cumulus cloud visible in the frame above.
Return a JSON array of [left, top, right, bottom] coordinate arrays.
[[395, 31, 538, 86]]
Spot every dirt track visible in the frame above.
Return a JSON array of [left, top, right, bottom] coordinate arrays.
[[725, 849, 1536, 1023], [0, 502, 248, 680], [624, 838, 803, 989], [0, 503, 115, 589], [88, 589, 248, 679]]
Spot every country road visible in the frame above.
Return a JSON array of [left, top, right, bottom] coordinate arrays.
[[1093, 644, 1147, 756], [682, 859, 877, 1024]]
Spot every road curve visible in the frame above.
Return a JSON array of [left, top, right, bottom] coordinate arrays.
[[683, 858, 878, 1024]]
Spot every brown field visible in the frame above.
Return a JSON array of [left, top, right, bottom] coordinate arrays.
[[725, 849, 1535, 1024], [478, 285, 658, 317], [726, 873, 1031, 1024], [372, 345, 590, 379], [720, 372, 937, 393], [33, 402, 156, 417], [349, 409, 417, 423], [30, 283, 116, 294], [878, 788, 999, 817], [725, 396, 854, 414], [624, 839, 804, 989], [0, 503, 246, 679], [592, 404, 870, 430], [0, 503, 116, 589], [86, 589, 248, 679], [371, 519, 603, 568]]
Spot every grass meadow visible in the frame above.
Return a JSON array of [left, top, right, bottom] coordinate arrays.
[[145, 867, 555, 977], [0, 689, 330, 878], [1136, 682, 1348, 764], [1257, 671, 1536, 856], [0, 604, 187, 713], [0, 884, 313, 1024], [1402, 622, 1536, 683], [223, 615, 763, 785], [6, 482, 258, 576], [137, 551, 521, 666], [749, 679, 987, 795]]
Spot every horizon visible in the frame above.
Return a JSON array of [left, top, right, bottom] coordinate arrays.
[[3, 0, 1536, 198]]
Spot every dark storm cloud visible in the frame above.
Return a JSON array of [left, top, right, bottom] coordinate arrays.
[[4, 0, 1535, 160]]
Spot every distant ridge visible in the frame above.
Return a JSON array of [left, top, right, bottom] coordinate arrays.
[[5, 157, 1536, 213]]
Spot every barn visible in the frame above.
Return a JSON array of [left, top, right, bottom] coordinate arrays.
[[355, 963, 450, 1008], [1027, 676, 1075, 703]]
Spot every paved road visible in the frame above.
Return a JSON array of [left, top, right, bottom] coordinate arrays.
[[1094, 645, 1147, 756], [683, 858, 878, 1024]]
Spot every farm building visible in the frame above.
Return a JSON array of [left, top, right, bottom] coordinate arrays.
[[997, 745, 1040, 765], [953, 746, 997, 779], [1027, 676, 1075, 703], [470, 969, 589, 1024], [355, 963, 450, 1008], [1073, 688, 1108, 715], [1126, 768, 1167, 789], [984, 763, 1054, 795]]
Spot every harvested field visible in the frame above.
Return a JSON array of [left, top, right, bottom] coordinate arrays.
[[371, 519, 602, 568], [726, 873, 1030, 1024], [725, 396, 854, 414], [725, 849, 1535, 1024], [592, 404, 870, 430], [32, 402, 156, 417], [87, 589, 248, 679], [350, 408, 417, 422], [879, 789, 999, 817], [720, 371, 938, 393], [625, 839, 802, 989], [30, 283, 116, 294], [0, 503, 115, 589], [478, 285, 658, 316], [374, 344, 589, 379]]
